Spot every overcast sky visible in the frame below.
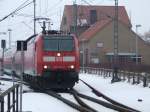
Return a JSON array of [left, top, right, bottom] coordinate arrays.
[[0, 0, 150, 45]]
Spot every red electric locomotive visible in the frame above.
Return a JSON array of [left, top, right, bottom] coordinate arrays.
[[4, 30, 80, 89]]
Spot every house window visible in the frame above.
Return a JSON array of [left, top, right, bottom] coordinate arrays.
[[90, 48, 100, 64], [90, 10, 97, 24], [96, 42, 103, 48]]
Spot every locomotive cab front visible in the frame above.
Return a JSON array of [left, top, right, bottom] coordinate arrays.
[[35, 34, 79, 88]]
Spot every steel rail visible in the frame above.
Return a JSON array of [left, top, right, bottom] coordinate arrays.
[[45, 90, 93, 112], [73, 89, 136, 112], [28, 83, 93, 112], [70, 89, 98, 112], [80, 79, 140, 112]]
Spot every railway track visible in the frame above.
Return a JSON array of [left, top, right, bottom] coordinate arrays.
[[30, 82, 139, 112], [30, 84, 95, 112], [1, 75, 92, 112], [28, 80, 120, 112], [1, 73, 141, 112], [45, 90, 95, 112], [71, 89, 137, 112], [79, 79, 140, 112]]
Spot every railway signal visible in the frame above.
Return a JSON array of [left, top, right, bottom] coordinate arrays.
[[17, 41, 27, 51], [1, 40, 6, 49], [1, 40, 6, 76], [17, 40, 27, 112]]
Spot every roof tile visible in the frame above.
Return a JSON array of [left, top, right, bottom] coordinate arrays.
[[63, 5, 131, 28], [79, 19, 112, 41]]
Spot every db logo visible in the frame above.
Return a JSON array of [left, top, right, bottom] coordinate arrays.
[[55, 57, 62, 61]]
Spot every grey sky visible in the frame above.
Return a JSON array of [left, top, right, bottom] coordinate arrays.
[[0, 0, 150, 44]]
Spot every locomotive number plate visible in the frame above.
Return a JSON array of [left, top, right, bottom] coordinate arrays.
[[55, 57, 63, 61]]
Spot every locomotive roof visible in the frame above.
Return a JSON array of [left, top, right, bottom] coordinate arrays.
[[24, 30, 75, 44], [44, 34, 73, 39], [25, 34, 37, 42]]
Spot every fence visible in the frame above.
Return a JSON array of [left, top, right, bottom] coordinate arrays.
[[80, 67, 150, 87], [0, 84, 20, 112]]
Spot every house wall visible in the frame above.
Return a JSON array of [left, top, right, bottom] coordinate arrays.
[[130, 32, 150, 65], [80, 21, 150, 65]]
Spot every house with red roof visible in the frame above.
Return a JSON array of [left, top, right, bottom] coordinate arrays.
[[60, 5, 150, 66]]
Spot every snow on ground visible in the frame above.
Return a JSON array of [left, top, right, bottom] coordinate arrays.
[[78, 73, 150, 112], [0, 73, 150, 112], [23, 93, 76, 112], [0, 81, 14, 91]]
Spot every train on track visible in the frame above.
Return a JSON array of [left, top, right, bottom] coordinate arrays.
[[2, 29, 80, 89]]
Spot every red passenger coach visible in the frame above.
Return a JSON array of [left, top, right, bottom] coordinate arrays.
[[4, 30, 80, 89]]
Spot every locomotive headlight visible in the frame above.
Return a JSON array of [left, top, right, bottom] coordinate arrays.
[[44, 65, 48, 69], [70, 65, 75, 69], [57, 53, 61, 57]]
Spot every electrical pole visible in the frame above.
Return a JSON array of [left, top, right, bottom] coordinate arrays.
[[82, 39, 85, 73], [73, 0, 78, 36], [8, 29, 12, 49], [135, 24, 141, 65], [111, 0, 120, 83]]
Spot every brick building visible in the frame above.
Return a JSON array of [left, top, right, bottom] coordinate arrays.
[[60, 5, 150, 66]]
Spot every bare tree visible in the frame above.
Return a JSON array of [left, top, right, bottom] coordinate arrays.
[[144, 30, 150, 42]]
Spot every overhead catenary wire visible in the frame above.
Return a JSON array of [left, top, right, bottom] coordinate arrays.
[[45, 0, 48, 16], [0, 0, 33, 23], [22, 21, 34, 31], [43, 0, 64, 16], [80, 0, 91, 5], [14, 13, 46, 20], [14, 13, 34, 18], [10, 0, 31, 13], [12, 1, 33, 16], [39, 0, 42, 16]]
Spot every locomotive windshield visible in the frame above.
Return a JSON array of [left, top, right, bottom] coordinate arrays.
[[43, 36, 74, 51]]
